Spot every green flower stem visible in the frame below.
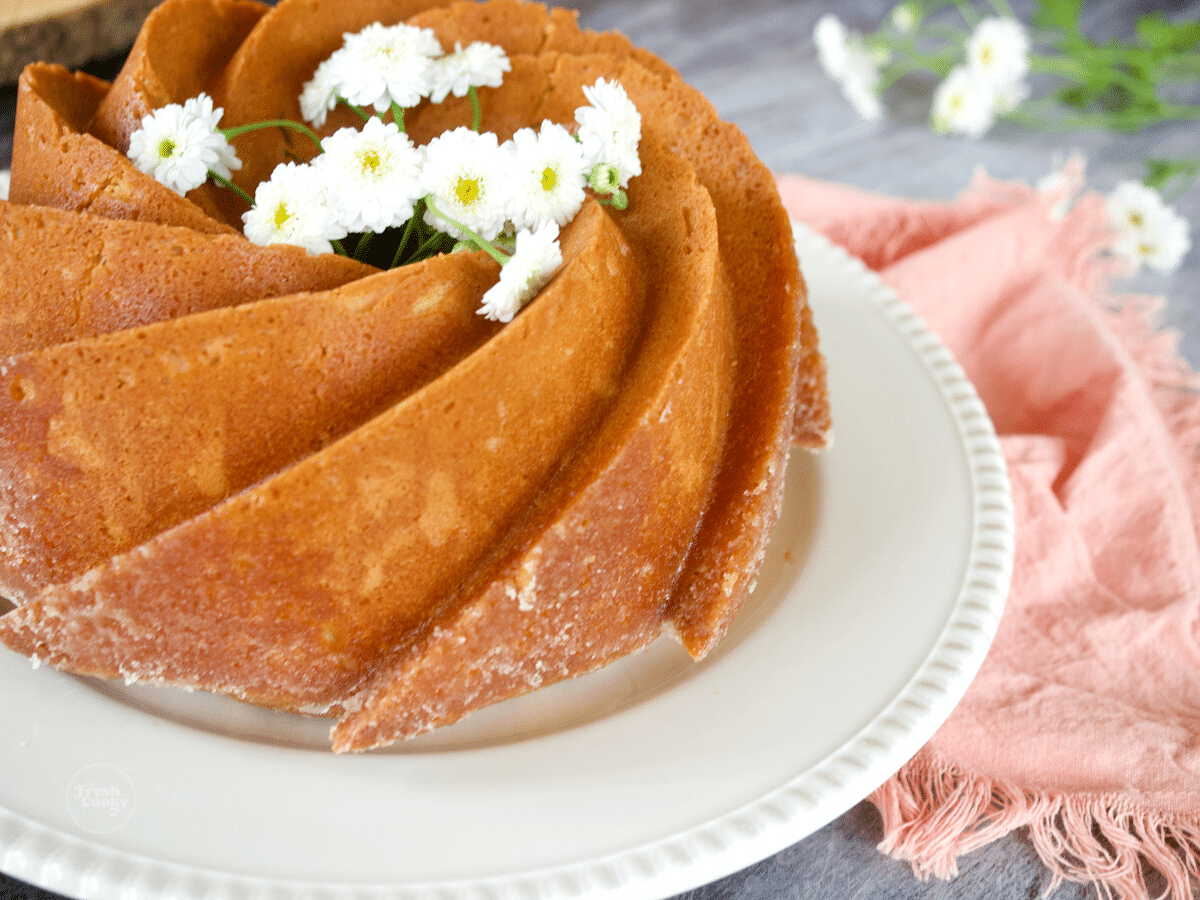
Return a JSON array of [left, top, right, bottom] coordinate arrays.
[[951, 0, 979, 27], [469, 86, 482, 132], [390, 101, 406, 133], [1145, 157, 1200, 201], [354, 231, 375, 261], [421, 194, 509, 266], [917, 0, 976, 15], [597, 189, 629, 210], [983, 0, 1016, 19], [883, 48, 964, 85], [913, 22, 968, 40], [878, 45, 962, 87], [1004, 102, 1200, 131], [338, 97, 370, 121], [207, 170, 255, 205], [411, 231, 447, 260], [391, 206, 422, 269], [331, 239, 349, 257], [1029, 52, 1157, 104], [1155, 57, 1200, 80], [220, 119, 324, 151]]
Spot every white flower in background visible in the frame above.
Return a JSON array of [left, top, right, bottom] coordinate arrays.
[[991, 77, 1031, 115], [429, 41, 511, 103], [575, 78, 642, 188], [813, 14, 883, 122], [314, 117, 424, 233], [1035, 153, 1087, 221], [507, 120, 588, 229], [242, 162, 347, 256], [814, 14, 850, 80], [931, 65, 997, 137], [966, 18, 1030, 89], [478, 222, 562, 322], [299, 51, 346, 127], [337, 22, 443, 112], [421, 127, 513, 240], [0, 170, 10, 202], [1106, 180, 1192, 274], [127, 93, 242, 194], [890, 3, 918, 34], [839, 52, 884, 120]]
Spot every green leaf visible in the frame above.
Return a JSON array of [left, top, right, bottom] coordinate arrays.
[[1056, 84, 1093, 110], [1136, 12, 1200, 56], [1144, 156, 1200, 199], [1033, 0, 1081, 35]]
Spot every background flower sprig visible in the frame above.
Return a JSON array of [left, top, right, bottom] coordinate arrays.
[[813, 1, 1197, 274]]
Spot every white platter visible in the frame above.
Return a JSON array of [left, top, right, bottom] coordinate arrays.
[[0, 222, 1013, 900]]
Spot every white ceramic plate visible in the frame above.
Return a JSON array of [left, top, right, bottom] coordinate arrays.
[[0, 222, 1013, 900]]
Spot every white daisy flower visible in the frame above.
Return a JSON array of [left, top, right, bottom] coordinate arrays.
[[814, 14, 850, 81], [127, 93, 242, 194], [337, 22, 443, 113], [421, 127, 513, 241], [890, 3, 918, 34], [966, 18, 1030, 89], [313, 117, 424, 234], [180, 94, 242, 180], [1107, 181, 1192, 275], [242, 162, 347, 256], [478, 222, 562, 323], [299, 50, 346, 127], [931, 65, 997, 138], [575, 78, 642, 188], [991, 77, 1031, 115], [813, 15, 883, 122], [838, 51, 884, 121], [429, 41, 511, 103], [506, 121, 588, 230], [0, 170, 9, 202]]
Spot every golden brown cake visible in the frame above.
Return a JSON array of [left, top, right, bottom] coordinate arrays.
[[0, 0, 830, 751]]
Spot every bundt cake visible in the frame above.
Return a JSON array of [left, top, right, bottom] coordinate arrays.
[[0, 0, 830, 751]]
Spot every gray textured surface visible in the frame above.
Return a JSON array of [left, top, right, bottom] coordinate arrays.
[[1, 0, 1198, 898]]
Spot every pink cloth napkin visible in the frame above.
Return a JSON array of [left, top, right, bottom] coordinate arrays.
[[776, 170, 1200, 900]]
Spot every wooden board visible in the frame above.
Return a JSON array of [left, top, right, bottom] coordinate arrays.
[[1, 0, 158, 84]]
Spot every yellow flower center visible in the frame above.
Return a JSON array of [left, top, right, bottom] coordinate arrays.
[[273, 202, 292, 229], [158, 137, 177, 159], [455, 176, 481, 207], [980, 45, 993, 66], [1128, 212, 1143, 228], [358, 148, 383, 176], [540, 166, 558, 192], [1138, 242, 1153, 257]]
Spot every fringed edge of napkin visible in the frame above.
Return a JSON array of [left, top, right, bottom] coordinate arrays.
[[866, 167, 1200, 900], [871, 748, 1200, 900]]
